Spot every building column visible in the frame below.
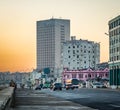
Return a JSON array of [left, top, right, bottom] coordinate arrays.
[[117, 67, 120, 88], [110, 69, 114, 85]]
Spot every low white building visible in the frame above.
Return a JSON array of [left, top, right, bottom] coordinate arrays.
[[30, 70, 42, 85], [62, 36, 100, 70]]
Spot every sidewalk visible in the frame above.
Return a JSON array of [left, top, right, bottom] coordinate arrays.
[[0, 87, 14, 110]]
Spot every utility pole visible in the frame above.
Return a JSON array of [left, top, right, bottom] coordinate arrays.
[[105, 33, 116, 89]]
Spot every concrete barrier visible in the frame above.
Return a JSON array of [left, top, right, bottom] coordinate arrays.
[[0, 87, 15, 110]]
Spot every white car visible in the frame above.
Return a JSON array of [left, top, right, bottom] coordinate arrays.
[[92, 82, 106, 88]]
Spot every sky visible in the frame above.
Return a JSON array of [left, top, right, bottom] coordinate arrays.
[[0, 0, 120, 72]]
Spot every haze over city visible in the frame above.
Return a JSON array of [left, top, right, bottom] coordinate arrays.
[[0, 0, 120, 72]]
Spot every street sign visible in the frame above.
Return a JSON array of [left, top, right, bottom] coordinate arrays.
[[44, 68, 50, 74]]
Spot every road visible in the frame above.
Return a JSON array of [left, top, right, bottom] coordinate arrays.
[[42, 88, 120, 110], [9, 88, 120, 110], [10, 88, 96, 110]]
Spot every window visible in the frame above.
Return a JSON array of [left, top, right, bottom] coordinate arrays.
[[72, 74, 76, 78], [77, 55, 79, 58], [119, 19, 120, 25], [105, 73, 108, 77], [73, 46, 75, 48], [73, 50, 75, 54], [117, 47, 119, 52], [79, 74, 83, 78], [88, 74, 91, 78], [117, 56, 119, 60]]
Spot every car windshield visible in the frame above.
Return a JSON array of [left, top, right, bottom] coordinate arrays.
[[93, 83, 102, 85], [54, 83, 62, 86]]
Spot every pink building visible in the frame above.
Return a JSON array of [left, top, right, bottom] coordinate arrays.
[[62, 68, 109, 84]]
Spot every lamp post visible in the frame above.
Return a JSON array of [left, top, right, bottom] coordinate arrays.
[[113, 61, 115, 88], [105, 33, 116, 89], [54, 62, 60, 82]]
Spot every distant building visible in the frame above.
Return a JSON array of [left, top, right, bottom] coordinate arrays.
[[62, 36, 100, 70], [0, 72, 29, 86], [96, 62, 108, 70], [108, 15, 120, 88], [36, 18, 70, 75]]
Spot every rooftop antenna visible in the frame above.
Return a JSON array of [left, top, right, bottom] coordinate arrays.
[[59, 16, 62, 19], [52, 16, 54, 19], [105, 33, 109, 36]]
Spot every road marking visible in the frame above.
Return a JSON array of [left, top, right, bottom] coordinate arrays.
[[14, 105, 97, 110], [43, 90, 90, 99], [110, 104, 120, 107]]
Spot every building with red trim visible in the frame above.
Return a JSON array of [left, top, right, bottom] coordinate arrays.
[[62, 68, 109, 84]]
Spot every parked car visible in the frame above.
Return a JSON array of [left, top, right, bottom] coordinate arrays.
[[52, 83, 62, 91], [65, 84, 74, 90], [35, 85, 41, 90], [65, 78, 79, 90], [42, 81, 51, 89], [92, 82, 106, 88]]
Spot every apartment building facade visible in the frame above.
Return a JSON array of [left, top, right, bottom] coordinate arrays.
[[62, 36, 100, 70], [108, 15, 120, 88], [37, 18, 70, 74]]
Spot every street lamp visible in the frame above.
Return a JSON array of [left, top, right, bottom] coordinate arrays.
[[54, 62, 61, 82], [105, 33, 116, 89]]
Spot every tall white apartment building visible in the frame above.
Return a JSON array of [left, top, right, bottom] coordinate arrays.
[[37, 18, 70, 71], [108, 15, 120, 88], [62, 36, 100, 70]]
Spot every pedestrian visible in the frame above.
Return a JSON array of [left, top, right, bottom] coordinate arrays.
[[9, 80, 16, 107], [9, 80, 17, 89]]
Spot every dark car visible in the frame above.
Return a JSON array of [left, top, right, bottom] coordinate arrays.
[[53, 83, 62, 91], [35, 85, 41, 90], [65, 84, 74, 90]]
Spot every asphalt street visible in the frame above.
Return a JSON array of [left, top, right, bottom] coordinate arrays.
[[42, 88, 120, 110], [10, 88, 96, 110], [9, 88, 120, 110]]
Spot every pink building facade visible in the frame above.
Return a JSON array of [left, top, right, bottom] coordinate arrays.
[[62, 68, 109, 84]]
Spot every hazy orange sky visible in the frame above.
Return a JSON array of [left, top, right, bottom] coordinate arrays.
[[0, 0, 120, 72]]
